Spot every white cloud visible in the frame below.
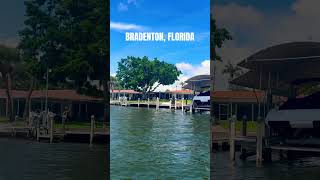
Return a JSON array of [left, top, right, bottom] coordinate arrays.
[[176, 62, 193, 71], [155, 60, 210, 91], [118, 2, 128, 11], [110, 21, 146, 31]]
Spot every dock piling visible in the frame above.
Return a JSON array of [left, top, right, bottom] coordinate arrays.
[[37, 127, 40, 141], [50, 114, 54, 143], [240, 115, 248, 159], [174, 98, 177, 110], [147, 98, 150, 109], [256, 116, 263, 166], [138, 98, 140, 107], [181, 98, 184, 111], [230, 115, 236, 161], [156, 97, 159, 110], [90, 115, 95, 145]]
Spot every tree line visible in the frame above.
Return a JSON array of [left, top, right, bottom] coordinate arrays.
[[0, 0, 108, 122]]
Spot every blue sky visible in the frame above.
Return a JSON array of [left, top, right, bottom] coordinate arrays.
[[110, 0, 210, 89]]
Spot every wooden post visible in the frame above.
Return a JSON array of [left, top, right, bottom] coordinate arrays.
[[252, 104, 254, 122], [174, 97, 177, 110], [156, 97, 159, 110], [90, 115, 95, 145], [138, 98, 140, 107], [230, 115, 236, 161], [256, 116, 263, 166], [240, 115, 247, 160], [37, 127, 40, 141], [17, 99, 20, 116], [169, 98, 172, 109], [50, 114, 54, 143], [218, 104, 221, 121], [181, 97, 184, 111], [147, 98, 150, 109], [5, 98, 8, 117]]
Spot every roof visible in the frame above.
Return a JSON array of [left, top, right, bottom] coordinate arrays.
[[170, 89, 193, 94], [212, 90, 265, 103], [239, 42, 320, 69], [212, 90, 286, 104], [0, 89, 103, 102], [233, 42, 320, 96], [183, 75, 210, 91], [111, 90, 141, 94]]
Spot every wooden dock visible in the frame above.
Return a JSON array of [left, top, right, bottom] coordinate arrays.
[[212, 115, 320, 165], [0, 115, 109, 145]]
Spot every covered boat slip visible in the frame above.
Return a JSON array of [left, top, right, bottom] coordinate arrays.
[[217, 41, 320, 164], [232, 42, 320, 126], [232, 42, 320, 96]]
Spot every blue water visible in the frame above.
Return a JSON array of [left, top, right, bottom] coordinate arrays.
[[110, 106, 210, 179]]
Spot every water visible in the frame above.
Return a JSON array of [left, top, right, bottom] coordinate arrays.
[[0, 138, 109, 180], [110, 106, 210, 179], [212, 152, 320, 180]]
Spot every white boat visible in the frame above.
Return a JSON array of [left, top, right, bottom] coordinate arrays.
[[266, 92, 320, 138], [192, 91, 210, 111]]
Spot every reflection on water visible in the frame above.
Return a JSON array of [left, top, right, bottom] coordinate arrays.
[[0, 138, 108, 180], [111, 106, 210, 179], [212, 152, 320, 180]]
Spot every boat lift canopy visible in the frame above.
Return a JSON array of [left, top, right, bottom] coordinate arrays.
[[183, 75, 210, 92], [231, 42, 320, 96]]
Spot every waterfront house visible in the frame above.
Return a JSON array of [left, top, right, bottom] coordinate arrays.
[[110, 90, 142, 100], [0, 89, 104, 121], [212, 90, 285, 121]]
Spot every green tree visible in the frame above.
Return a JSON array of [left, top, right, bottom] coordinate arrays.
[[19, 0, 109, 122], [222, 61, 242, 90], [210, 17, 232, 124], [110, 76, 122, 90], [116, 56, 181, 98], [0, 45, 21, 122]]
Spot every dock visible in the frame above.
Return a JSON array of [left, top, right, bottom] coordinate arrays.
[[0, 115, 109, 145], [212, 115, 320, 165]]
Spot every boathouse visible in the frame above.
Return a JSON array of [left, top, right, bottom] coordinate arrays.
[[0, 89, 104, 121], [212, 90, 285, 121], [110, 90, 142, 100]]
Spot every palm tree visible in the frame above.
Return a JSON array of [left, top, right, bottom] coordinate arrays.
[[180, 81, 186, 89], [222, 61, 242, 90], [0, 45, 20, 122], [211, 16, 232, 124]]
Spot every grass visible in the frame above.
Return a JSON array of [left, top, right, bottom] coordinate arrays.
[[218, 120, 257, 132]]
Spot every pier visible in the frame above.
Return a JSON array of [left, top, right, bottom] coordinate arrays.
[[0, 115, 109, 145], [212, 42, 320, 166]]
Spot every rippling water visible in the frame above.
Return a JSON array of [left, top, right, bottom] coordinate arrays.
[[110, 106, 210, 179], [212, 152, 320, 180], [0, 138, 108, 180]]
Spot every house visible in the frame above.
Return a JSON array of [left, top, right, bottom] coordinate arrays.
[[0, 89, 104, 121], [212, 90, 285, 121], [110, 90, 142, 100]]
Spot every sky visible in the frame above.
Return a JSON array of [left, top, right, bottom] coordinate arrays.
[[111, 0, 210, 91], [0, 1, 25, 47], [212, 0, 320, 90]]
